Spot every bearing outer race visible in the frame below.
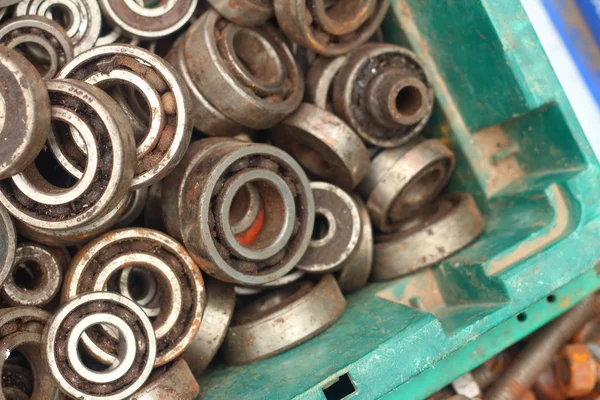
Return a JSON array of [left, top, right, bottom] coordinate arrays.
[[372, 192, 485, 281], [129, 359, 199, 400], [270, 103, 370, 191], [305, 55, 348, 109], [183, 277, 236, 376], [208, 0, 273, 27], [0, 204, 16, 287], [222, 274, 346, 364], [0, 47, 50, 180]]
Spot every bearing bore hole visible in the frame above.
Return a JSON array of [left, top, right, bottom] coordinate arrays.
[[13, 43, 52, 77], [312, 213, 330, 241], [105, 85, 151, 145], [13, 261, 43, 291], [47, 4, 75, 31], [392, 167, 443, 214], [35, 120, 79, 188], [77, 342, 112, 372], [230, 184, 252, 227], [126, 268, 156, 304], [2, 351, 34, 397], [232, 30, 281, 85], [395, 85, 423, 117]]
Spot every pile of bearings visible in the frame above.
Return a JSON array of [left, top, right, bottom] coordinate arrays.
[[0, 0, 486, 398]]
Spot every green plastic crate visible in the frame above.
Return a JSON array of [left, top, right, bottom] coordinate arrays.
[[196, 0, 600, 398]]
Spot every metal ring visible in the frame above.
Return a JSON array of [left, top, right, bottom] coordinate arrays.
[[357, 138, 455, 232], [57, 44, 193, 189], [42, 292, 156, 400], [1, 242, 65, 307], [305, 55, 348, 109], [14, 0, 102, 55], [180, 140, 315, 285], [114, 187, 148, 228], [336, 195, 373, 293], [0, 306, 50, 337], [0, 204, 17, 288], [181, 11, 303, 130], [372, 192, 485, 281], [0, 79, 136, 231], [222, 274, 346, 364], [63, 228, 206, 367], [297, 182, 361, 274], [119, 267, 160, 317], [270, 103, 370, 191], [274, 0, 388, 56], [130, 359, 199, 400], [0, 46, 50, 180], [99, 0, 197, 39], [235, 269, 306, 296], [208, 0, 272, 27], [332, 43, 435, 147]]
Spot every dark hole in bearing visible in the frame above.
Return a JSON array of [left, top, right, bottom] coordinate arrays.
[[395, 85, 423, 117], [13, 261, 43, 291], [13, 43, 52, 77], [3, 351, 34, 397], [232, 30, 280, 85], [322, 373, 356, 400], [35, 122, 78, 189], [391, 168, 443, 215], [127, 268, 154, 302], [312, 213, 330, 241], [77, 339, 112, 372], [47, 4, 75, 31], [104, 85, 151, 145], [229, 184, 252, 227]]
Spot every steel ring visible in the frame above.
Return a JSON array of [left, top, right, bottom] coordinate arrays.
[[0, 46, 50, 180], [57, 44, 193, 189], [14, 0, 102, 55], [42, 292, 156, 400], [297, 182, 361, 274], [0, 16, 73, 79], [180, 140, 315, 285], [114, 187, 148, 228], [305, 55, 348, 110], [270, 103, 370, 191], [1, 242, 65, 307], [357, 138, 456, 232], [222, 274, 346, 364], [0, 79, 135, 231], [0, 306, 50, 337], [119, 267, 161, 317], [0, 204, 16, 288], [274, 0, 388, 56], [332, 43, 435, 147], [372, 192, 485, 281], [208, 0, 272, 27], [99, 0, 197, 39], [235, 269, 306, 296], [63, 228, 206, 366], [181, 11, 303, 130], [129, 359, 199, 400], [336, 195, 373, 293]]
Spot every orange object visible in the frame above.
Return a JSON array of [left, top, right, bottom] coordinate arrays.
[[235, 207, 265, 245]]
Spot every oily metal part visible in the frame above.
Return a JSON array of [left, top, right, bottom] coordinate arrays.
[[180, 140, 315, 285], [235, 269, 306, 296], [16, 194, 129, 246], [0, 46, 50, 180], [208, 0, 273, 27], [183, 277, 236, 376], [274, 0, 389, 56], [42, 292, 156, 400], [357, 138, 455, 232], [57, 44, 193, 189], [336, 195, 373, 293], [0, 204, 16, 288], [222, 274, 346, 364], [0, 79, 135, 231], [0, 16, 74, 79], [14, 0, 102, 55], [297, 182, 361, 274], [114, 186, 148, 228], [1, 242, 64, 307], [556, 344, 598, 398], [372, 192, 485, 281], [63, 228, 206, 367], [182, 11, 303, 130], [129, 359, 199, 400], [332, 43, 434, 147], [270, 103, 370, 191], [305, 55, 348, 109], [99, 0, 197, 40]]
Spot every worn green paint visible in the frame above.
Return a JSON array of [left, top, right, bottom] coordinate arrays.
[[196, 0, 600, 399]]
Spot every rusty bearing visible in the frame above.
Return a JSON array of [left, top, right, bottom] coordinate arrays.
[[57, 44, 192, 189], [129, 359, 199, 400], [172, 10, 303, 132], [556, 343, 598, 398], [43, 292, 156, 400], [332, 43, 434, 147], [1, 242, 65, 307], [0, 204, 16, 287], [270, 103, 370, 191], [372, 192, 485, 281], [99, 0, 196, 40], [179, 139, 314, 285], [208, 0, 272, 27], [297, 182, 361, 274], [235, 269, 306, 296], [0, 79, 135, 232], [274, 0, 389, 56], [357, 138, 455, 232], [14, 0, 102, 55], [0, 46, 50, 180], [222, 274, 346, 364], [2, 363, 34, 400], [114, 187, 148, 228], [0, 16, 73, 79], [305, 55, 348, 110], [63, 228, 205, 366]]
